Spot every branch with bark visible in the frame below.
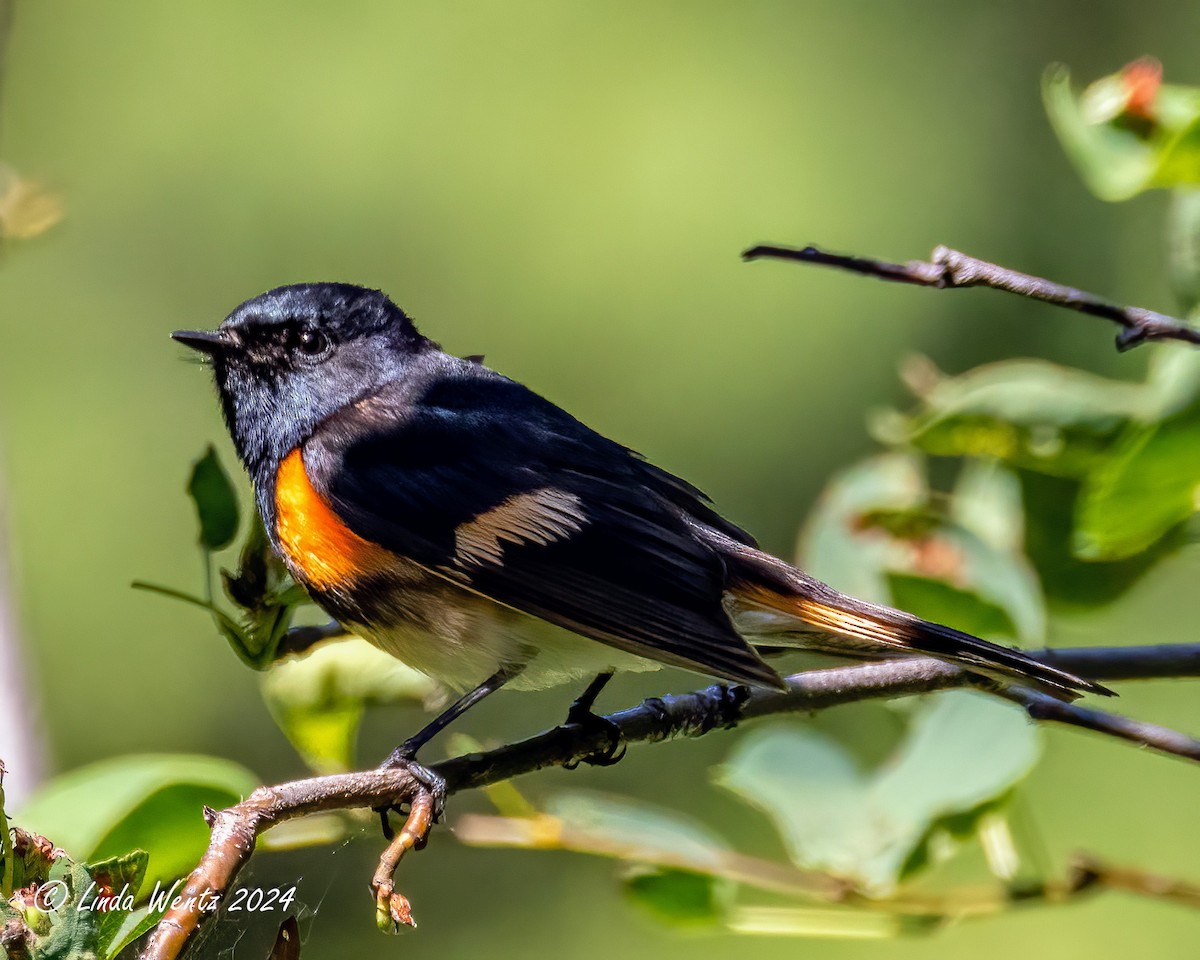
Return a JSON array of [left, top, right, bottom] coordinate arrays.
[[139, 641, 1200, 960], [742, 243, 1200, 351]]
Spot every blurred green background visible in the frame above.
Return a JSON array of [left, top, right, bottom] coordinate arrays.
[[3, 1, 1200, 957]]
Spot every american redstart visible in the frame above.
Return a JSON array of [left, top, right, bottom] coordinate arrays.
[[173, 283, 1111, 768]]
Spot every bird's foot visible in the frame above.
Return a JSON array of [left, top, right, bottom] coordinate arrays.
[[563, 672, 626, 769], [375, 745, 447, 841]]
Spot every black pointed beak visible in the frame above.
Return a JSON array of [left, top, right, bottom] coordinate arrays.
[[171, 328, 234, 356]]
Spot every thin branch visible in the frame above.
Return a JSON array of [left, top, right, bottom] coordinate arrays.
[[743, 243, 1200, 351], [457, 815, 1200, 921], [1070, 854, 1200, 909], [139, 641, 1200, 960], [140, 766, 429, 959], [1037, 643, 1200, 680], [722, 852, 1200, 934], [456, 810, 850, 901], [371, 788, 435, 931], [999, 686, 1200, 761]]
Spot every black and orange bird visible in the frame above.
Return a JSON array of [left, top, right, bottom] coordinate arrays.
[[173, 284, 1112, 772]]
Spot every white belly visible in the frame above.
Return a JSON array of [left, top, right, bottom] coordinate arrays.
[[348, 595, 659, 693]]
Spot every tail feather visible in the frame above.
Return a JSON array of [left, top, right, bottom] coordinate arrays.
[[699, 524, 1114, 702]]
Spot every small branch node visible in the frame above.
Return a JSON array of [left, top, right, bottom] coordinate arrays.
[[371, 788, 435, 932]]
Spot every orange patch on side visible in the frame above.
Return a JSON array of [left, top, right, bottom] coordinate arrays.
[[735, 583, 907, 649], [274, 449, 395, 591]]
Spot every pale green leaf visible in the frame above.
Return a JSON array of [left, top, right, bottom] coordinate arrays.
[[1074, 407, 1200, 560], [716, 728, 879, 884], [543, 792, 730, 870], [719, 693, 1040, 893], [1044, 63, 1200, 201], [882, 360, 1143, 479], [18, 755, 257, 889], [261, 637, 435, 773], [799, 452, 926, 602]]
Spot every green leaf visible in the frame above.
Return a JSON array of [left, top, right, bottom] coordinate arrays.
[[453, 792, 849, 913], [261, 637, 435, 773], [1, 765, 13, 898], [880, 360, 1143, 479], [104, 903, 164, 960], [1143, 341, 1200, 420], [1168, 190, 1200, 314], [1020, 471, 1169, 605], [1074, 404, 1200, 560], [1044, 62, 1200, 200], [887, 576, 1016, 641], [943, 461, 1044, 642], [717, 727, 879, 884], [942, 528, 1043, 643], [456, 792, 750, 929], [221, 515, 298, 618], [33, 860, 107, 960], [873, 693, 1039, 844], [800, 452, 927, 602], [543, 792, 732, 872], [622, 866, 730, 928], [87, 850, 149, 957], [17, 856, 153, 960], [17, 755, 257, 889], [188, 445, 240, 551], [718, 692, 1040, 893], [807, 455, 1043, 644], [951, 459, 1025, 554]]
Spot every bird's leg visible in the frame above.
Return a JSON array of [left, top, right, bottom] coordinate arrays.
[[563, 671, 626, 769], [384, 662, 525, 764], [376, 662, 524, 837]]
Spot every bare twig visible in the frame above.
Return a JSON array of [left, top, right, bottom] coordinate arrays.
[[998, 686, 1200, 762], [371, 788, 435, 932], [456, 810, 851, 901], [721, 852, 1200, 934], [139, 641, 1200, 960], [1070, 854, 1200, 909], [458, 815, 1200, 921], [1036, 643, 1200, 680], [743, 243, 1200, 351]]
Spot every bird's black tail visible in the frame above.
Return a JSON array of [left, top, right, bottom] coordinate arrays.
[[702, 525, 1113, 702]]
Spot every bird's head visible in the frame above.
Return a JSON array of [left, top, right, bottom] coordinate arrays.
[[173, 282, 430, 483]]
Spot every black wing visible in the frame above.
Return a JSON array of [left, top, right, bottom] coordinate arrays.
[[304, 353, 783, 688]]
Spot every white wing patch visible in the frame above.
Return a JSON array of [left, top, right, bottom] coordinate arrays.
[[455, 488, 587, 566]]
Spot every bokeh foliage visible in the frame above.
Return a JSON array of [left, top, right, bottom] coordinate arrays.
[[6, 4, 1200, 960], [10, 54, 1200, 958]]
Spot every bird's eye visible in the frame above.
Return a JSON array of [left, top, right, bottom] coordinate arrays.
[[294, 327, 329, 357]]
